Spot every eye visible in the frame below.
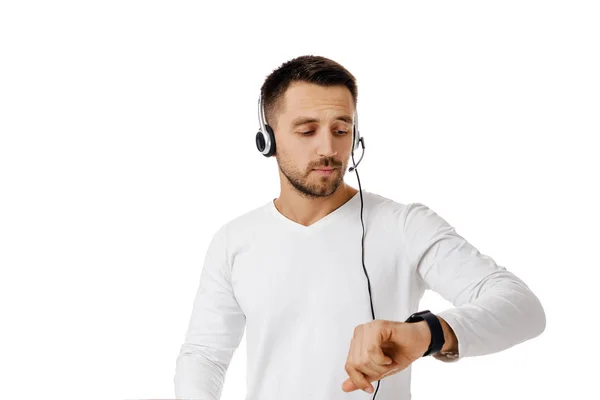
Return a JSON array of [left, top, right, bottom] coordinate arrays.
[[299, 130, 348, 136]]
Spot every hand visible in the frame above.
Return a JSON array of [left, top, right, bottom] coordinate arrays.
[[342, 319, 430, 394]]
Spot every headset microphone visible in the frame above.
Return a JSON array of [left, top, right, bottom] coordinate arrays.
[[348, 137, 365, 172]]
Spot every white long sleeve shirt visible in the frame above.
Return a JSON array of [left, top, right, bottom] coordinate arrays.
[[174, 190, 546, 399]]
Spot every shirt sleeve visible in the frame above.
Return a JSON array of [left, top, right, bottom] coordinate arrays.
[[403, 203, 546, 361], [174, 224, 246, 399]]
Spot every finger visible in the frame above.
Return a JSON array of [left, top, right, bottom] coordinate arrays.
[[356, 326, 391, 384], [345, 362, 392, 393], [368, 342, 394, 366], [342, 377, 358, 392], [355, 362, 398, 386], [380, 365, 402, 379], [358, 362, 387, 381], [344, 365, 373, 393], [343, 361, 404, 392], [349, 332, 373, 392], [342, 376, 375, 393]]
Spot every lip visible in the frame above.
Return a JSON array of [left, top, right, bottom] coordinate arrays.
[[313, 168, 337, 176]]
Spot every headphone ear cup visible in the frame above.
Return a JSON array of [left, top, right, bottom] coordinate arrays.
[[255, 131, 266, 152], [256, 125, 276, 157], [264, 125, 276, 157]]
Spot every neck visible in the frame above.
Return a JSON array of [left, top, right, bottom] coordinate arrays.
[[273, 182, 358, 227]]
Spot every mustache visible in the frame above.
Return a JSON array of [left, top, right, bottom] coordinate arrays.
[[310, 158, 343, 169]]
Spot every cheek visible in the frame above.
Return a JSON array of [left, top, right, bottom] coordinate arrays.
[[280, 148, 306, 166], [277, 150, 306, 172]]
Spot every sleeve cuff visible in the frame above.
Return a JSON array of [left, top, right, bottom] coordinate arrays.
[[435, 308, 470, 362]]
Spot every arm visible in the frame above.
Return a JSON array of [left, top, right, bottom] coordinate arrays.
[[403, 203, 546, 361], [174, 224, 246, 399]]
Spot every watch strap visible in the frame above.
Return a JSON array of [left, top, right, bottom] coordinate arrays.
[[405, 310, 445, 357]]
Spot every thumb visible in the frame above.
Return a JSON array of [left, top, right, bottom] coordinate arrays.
[[370, 341, 393, 366], [373, 347, 394, 365], [342, 377, 359, 392]]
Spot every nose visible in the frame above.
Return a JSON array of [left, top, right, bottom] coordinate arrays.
[[316, 130, 338, 158]]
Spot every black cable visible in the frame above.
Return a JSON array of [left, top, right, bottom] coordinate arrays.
[[350, 151, 380, 400]]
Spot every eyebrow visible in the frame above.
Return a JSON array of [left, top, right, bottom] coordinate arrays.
[[291, 115, 353, 127]]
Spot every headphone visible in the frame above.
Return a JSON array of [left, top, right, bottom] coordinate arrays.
[[255, 92, 381, 399]]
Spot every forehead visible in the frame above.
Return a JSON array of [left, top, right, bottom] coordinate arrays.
[[281, 81, 354, 117]]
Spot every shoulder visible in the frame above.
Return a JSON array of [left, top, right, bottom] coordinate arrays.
[[361, 190, 410, 224], [209, 200, 272, 245], [362, 191, 449, 233]]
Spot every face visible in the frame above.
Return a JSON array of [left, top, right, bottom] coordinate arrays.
[[272, 81, 355, 198]]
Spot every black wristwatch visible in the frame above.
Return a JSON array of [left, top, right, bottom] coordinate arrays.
[[405, 310, 445, 357]]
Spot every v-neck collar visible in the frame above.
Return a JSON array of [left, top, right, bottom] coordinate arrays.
[[268, 190, 362, 233]]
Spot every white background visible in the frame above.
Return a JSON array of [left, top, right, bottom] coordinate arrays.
[[1, 1, 598, 399]]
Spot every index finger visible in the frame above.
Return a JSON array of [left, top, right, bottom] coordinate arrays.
[[343, 366, 373, 393]]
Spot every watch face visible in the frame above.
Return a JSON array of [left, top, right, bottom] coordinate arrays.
[[409, 310, 431, 321]]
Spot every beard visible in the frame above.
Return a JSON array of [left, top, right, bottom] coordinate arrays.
[[276, 155, 347, 199]]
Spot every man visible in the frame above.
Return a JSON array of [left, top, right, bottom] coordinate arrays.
[[173, 55, 546, 399]]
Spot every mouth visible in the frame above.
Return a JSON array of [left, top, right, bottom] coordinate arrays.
[[313, 167, 337, 176]]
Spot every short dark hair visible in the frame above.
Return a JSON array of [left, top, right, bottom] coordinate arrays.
[[260, 55, 358, 129]]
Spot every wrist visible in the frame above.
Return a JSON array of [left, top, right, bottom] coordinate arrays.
[[405, 310, 445, 357], [437, 316, 459, 354], [414, 320, 431, 355]]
